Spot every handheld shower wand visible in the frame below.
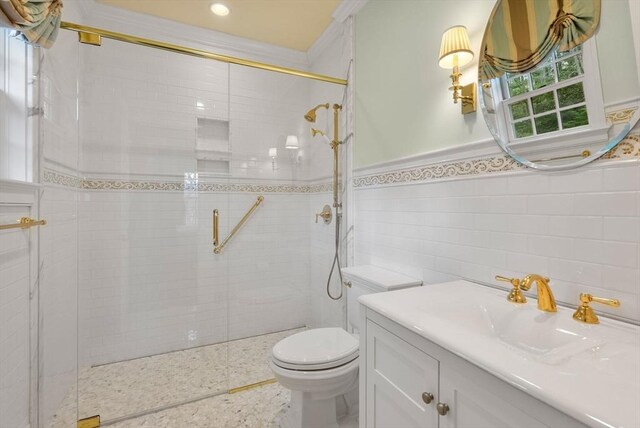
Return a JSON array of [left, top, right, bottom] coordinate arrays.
[[306, 103, 345, 300]]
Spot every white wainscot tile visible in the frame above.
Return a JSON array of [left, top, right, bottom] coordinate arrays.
[[507, 173, 550, 195], [547, 258, 602, 288], [507, 214, 548, 235], [547, 216, 602, 240], [547, 168, 602, 194], [573, 239, 638, 268], [603, 217, 640, 243], [602, 164, 640, 192], [573, 192, 638, 217], [527, 235, 574, 259], [527, 194, 574, 215]]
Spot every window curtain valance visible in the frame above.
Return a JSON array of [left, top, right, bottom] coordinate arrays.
[[480, 0, 600, 80], [0, 0, 63, 48]]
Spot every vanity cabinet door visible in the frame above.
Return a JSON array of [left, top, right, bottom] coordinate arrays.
[[438, 359, 557, 428], [366, 320, 439, 428]]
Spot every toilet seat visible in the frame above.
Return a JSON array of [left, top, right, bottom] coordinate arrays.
[[272, 328, 359, 371]]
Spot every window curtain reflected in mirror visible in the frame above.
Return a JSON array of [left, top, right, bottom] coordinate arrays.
[[0, 0, 62, 48], [480, 0, 601, 80]]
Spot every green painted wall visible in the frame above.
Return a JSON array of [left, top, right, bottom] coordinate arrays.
[[354, 0, 495, 168], [353, 0, 640, 169]]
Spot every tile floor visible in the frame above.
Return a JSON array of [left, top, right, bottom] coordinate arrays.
[[48, 328, 305, 427]]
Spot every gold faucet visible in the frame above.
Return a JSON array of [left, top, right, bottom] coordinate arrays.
[[520, 274, 557, 312], [572, 293, 620, 324], [495, 274, 557, 312]]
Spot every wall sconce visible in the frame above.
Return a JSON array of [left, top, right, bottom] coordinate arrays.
[[269, 147, 278, 170], [438, 25, 476, 114], [285, 135, 299, 150]]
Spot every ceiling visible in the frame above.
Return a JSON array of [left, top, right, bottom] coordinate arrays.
[[95, 0, 342, 52]]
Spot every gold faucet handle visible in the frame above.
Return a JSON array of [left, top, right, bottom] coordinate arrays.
[[495, 275, 520, 287], [573, 293, 621, 324], [495, 275, 526, 304]]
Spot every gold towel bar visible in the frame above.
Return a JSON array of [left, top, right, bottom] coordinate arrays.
[[0, 217, 47, 230], [213, 196, 264, 254], [531, 150, 591, 163]]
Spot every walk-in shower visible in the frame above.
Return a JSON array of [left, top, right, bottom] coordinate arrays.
[[35, 20, 351, 428]]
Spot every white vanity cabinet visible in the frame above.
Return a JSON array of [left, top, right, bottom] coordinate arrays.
[[360, 309, 586, 428]]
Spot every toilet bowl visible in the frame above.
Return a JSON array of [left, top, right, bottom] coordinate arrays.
[[270, 265, 422, 428]]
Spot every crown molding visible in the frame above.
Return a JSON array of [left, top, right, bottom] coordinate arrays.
[[332, 0, 369, 23], [307, 0, 364, 63], [307, 20, 343, 63], [69, 0, 309, 69]]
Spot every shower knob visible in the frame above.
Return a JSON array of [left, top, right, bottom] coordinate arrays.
[[315, 205, 332, 224]]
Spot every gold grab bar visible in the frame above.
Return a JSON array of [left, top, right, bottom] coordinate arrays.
[[0, 217, 47, 230], [213, 196, 264, 254]]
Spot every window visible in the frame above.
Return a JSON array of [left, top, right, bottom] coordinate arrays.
[[490, 39, 606, 148], [0, 29, 33, 182]]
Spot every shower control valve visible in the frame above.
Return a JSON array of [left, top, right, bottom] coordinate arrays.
[[315, 205, 332, 224]]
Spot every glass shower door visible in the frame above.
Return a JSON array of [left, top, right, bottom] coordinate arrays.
[[75, 38, 231, 424]]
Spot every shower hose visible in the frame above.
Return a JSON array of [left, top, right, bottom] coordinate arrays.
[[327, 210, 344, 300]]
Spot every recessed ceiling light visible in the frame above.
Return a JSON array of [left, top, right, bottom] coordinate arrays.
[[210, 3, 230, 16]]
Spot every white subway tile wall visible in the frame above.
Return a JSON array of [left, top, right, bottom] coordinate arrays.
[[354, 162, 640, 321]]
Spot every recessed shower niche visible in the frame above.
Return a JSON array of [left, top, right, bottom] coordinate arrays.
[[196, 117, 230, 175]]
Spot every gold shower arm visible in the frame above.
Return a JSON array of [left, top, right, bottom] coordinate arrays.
[[213, 196, 264, 254]]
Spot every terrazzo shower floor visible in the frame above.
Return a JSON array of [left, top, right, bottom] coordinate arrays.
[[49, 327, 305, 427]]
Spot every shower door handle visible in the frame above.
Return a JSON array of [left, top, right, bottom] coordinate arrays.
[[213, 209, 219, 247]]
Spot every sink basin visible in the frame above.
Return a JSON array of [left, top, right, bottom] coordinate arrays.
[[487, 306, 605, 363]]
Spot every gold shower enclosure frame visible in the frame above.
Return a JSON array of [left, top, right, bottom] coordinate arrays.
[[60, 22, 347, 85]]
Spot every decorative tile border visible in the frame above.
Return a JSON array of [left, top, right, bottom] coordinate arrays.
[[43, 169, 333, 194], [606, 108, 639, 124], [353, 132, 640, 189], [82, 179, 320, 193], [42, 169, 82, 188]]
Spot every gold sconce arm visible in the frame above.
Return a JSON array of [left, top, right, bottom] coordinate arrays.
[[213, 196, 264, 255], [0, 217, 47, 230]]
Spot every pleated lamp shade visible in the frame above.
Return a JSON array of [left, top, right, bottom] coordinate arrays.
[[438, 26, 474, 69]]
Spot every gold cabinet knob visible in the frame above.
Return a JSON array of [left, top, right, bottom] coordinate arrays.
[[495, 275, 526, 304], [421, 392, 434, 404], [573, 293, 620, 324], [436, 402, 450, 416]]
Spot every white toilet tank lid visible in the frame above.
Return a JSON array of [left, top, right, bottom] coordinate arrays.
[[342, 265, 422, 292]]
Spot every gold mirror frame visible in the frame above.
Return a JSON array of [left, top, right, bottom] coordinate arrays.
[[478, 0, 640, 171]]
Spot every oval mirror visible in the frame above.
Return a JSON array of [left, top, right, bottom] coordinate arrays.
[[479, 0, 639, 170]]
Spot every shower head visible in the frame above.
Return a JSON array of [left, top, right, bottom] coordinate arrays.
[[304, 103, 330, 122]]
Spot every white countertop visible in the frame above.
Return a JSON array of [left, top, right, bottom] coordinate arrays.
[[359, 280, 640, 428]]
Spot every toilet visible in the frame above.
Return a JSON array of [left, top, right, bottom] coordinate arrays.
[[270, 265, 422, 428]]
